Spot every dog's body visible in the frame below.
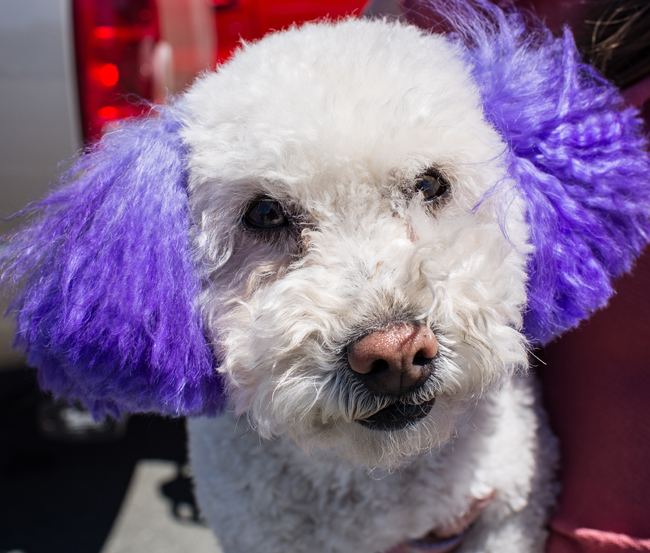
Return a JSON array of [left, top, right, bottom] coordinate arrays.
[[189, 378, 557, 552], [182, 17, 557, 551], [3, 2, 650, 553]]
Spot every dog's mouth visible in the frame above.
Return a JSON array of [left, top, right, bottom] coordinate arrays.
[[357, 397, 435, 431]]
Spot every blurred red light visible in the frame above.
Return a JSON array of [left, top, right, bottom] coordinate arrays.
[[98, 63, 119, 87], [92, 26, 117, 39], [97, 106, 119, 120], [73, 0, 160, 142]]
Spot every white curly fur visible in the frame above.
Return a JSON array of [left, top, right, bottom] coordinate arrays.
[[180, 18, 557, 553]]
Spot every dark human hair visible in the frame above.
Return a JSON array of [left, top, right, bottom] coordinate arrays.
[[577, 1, 650, 88]]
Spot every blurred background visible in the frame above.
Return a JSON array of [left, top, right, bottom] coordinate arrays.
[[0, 2, 372, 551]]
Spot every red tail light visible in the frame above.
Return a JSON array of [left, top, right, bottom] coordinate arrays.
[[73, 0, 161, 142]]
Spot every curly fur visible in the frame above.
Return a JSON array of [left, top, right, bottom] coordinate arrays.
[[0, 111, 224, 417], [468, 3, 650, 343], [406, 0, 650, 343], [1, 0, 649, 551], [180, 16, 532, 467]]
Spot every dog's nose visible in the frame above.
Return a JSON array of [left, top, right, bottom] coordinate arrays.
[[348, 325, 438, 396]]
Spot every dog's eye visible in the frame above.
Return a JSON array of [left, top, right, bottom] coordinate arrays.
[[244, 199, 288, 229], [415, 169, 450, 203]]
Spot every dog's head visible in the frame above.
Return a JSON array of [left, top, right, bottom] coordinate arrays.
[[2, 1, 650, 467], [182, 18, 531, 465]]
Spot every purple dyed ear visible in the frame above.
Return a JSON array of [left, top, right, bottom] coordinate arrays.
[[0, 108, 225, 418], [408, 0, 650, 344]]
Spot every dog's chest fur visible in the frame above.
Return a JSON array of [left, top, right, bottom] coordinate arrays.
[[189, 377, 557, 552]]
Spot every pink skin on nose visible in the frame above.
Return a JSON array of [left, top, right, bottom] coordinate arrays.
[[348, 325, 438, 376]]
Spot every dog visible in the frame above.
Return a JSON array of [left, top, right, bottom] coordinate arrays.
[[2, 1, 650, 551]]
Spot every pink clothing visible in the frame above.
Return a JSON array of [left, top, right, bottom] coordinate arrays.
[[539, 248, 650, 552], [622, 75, 650, 111], [516, 3, 650, 552]]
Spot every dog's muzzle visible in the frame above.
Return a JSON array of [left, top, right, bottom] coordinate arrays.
[[358, 397, 436, 431], [348, 324, 438, 431]]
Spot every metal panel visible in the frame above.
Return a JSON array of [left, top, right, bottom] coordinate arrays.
[[0, 0, 81, 235]]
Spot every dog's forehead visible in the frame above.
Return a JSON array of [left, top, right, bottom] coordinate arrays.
[[182, 18, 502, 205]]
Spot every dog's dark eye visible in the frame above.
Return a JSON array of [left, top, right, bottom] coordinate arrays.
[[244, 199, 288, 229], [415, 169, 450, 203]]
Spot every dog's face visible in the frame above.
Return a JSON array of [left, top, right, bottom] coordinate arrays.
[[6, 3, 645, 469], [182, 19, 530, 467]]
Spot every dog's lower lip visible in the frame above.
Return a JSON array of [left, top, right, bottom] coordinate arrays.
[[357, 398, 435, 431]]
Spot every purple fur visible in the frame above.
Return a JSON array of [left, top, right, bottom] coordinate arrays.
[[405, 0, 650, 344], [3, 1, 650, 419], [0, 108, 225, 418]]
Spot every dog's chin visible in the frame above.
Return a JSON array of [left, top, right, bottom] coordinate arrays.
[[357, 397, 436, 432], [270, 395, 461, 470]]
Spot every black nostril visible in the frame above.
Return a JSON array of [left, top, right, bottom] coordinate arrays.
[[413, 347, 435, 366], [369, 359, 389, 375]]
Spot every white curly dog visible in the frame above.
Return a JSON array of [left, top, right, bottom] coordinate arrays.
[[185, 17, 556, 553], [9, 2, 648, 551]]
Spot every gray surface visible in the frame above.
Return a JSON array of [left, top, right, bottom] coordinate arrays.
[[0, 336, 22, 370], [101, 460, 222, 553], [0, 0, 80, 236], [363, 0, 403, 18], [0, 0, 79, 368], [0, 299, 23, 371], [0, 375, 223, 553]]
